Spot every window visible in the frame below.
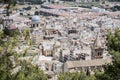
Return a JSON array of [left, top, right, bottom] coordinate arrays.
[[36, 24, 38, 27], [33, 24, 35, 27], [98, 51, 102, 56]]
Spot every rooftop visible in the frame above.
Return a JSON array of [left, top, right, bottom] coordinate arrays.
[[65, 58, 112, 68]]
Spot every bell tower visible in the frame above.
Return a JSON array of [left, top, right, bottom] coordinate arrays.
[[92, 32, 104, 59]]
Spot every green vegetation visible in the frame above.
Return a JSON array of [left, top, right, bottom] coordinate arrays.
[[58, 71, 102, 80], [58, 72, 94, 80], [11, 61, 48, 80], [57, 29, 120, 80], [23, 28, 31, 45], [0, 28, 48, 80], [1, 0, 120, 79], [95, 29, 120, 80], [0, 1, 48, 80], [111, 5, 120, 11], [2, 0, 17, 16], [107, 29, 120, 52]]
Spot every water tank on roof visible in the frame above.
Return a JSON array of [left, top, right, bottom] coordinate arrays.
[[31, 16, 40, 22]]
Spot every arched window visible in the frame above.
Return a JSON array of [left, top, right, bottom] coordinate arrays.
[[33, 24, 35, 27], [98, 51, 102, 56], [36, 24, 38, 27]]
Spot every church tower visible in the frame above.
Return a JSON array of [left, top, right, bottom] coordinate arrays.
[[92, 32, 104, 59]]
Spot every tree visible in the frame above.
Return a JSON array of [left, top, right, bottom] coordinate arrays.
[[107, 29, 120, 52], [23, 28, 31, 45], [95, 29, 120, 80], [0, 30, 18, 80], [0, 29, 48, 80], [58, 72, 89, 80], [0, 1, 48, 80], [12, 61, 48, 80], [2, 0, 17, 16]]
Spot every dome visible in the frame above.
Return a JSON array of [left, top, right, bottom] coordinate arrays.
[[31, 16, 40, 22]]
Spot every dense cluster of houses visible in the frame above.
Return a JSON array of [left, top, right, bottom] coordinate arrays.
[[0, 4, 120, 79]]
